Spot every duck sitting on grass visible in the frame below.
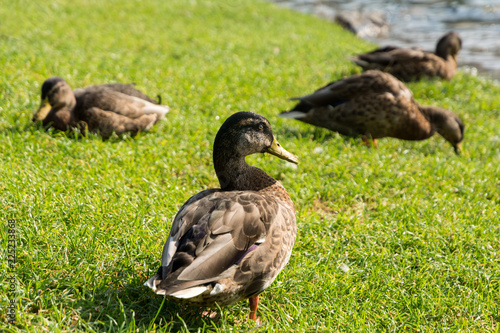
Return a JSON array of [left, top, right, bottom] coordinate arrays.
[[32, 77, 169, 139], [145, 111, 298, 321], [280, 70, 464, 154], [352, 31, 462, 81]]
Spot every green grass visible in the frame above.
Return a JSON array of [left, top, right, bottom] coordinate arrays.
[[1, 0, 499, 331]]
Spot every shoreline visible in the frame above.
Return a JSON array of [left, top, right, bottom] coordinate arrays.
[[270, 0, 500, 80]]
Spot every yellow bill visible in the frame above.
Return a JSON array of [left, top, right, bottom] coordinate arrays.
[[32, 97, 51, 122], [454, 141, 463, 155], [265, 136, 299, 164]]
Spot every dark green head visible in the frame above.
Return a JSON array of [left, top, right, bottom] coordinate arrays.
[[213, 111, 298, 168]]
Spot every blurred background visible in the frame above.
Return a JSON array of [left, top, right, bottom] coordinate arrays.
[[270, 0, 500, 79]]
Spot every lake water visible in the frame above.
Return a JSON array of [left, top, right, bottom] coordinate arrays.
[[270, 0, 500, 79]]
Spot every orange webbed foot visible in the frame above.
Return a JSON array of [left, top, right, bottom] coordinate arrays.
[[249, 296, 259, 321]]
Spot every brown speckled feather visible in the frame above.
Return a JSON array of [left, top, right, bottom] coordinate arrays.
[[145, 112, 298, 311], [281, 70, 464, 153], [352, 32, 462, 81], [75, 83, 158, 104], [152, 189, 295, 305], [32, 77, 169, 138]]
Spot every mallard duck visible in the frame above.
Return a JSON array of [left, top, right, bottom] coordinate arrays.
[[280, 70, 464, 154], [352, 32, 462, 81], [32, 77, 169, 138], [145, 111, 298, 320]]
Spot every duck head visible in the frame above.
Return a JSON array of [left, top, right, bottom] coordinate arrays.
[[426, 106, 464, 154], [213, 112, 298, 189], [214, 111, 298, 163], [435, 31, 462, 61], [32, 77, 76, 122]]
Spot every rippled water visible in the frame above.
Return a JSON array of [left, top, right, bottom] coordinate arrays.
[[271, 0, 500, 79]]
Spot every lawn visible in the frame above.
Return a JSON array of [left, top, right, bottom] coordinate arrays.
[[1, 0, 499, 331]]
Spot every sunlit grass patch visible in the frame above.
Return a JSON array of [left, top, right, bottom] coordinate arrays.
[[1, 0, 499, 331]]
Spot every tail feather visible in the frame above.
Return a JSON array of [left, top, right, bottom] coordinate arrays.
[[279, 110, 307, 119], [144, 272, 209, 299], [170, 286, 208, 299], [144, 273, 159, 291], [136, 98, 170, 119], [351, 56, 370, 68]]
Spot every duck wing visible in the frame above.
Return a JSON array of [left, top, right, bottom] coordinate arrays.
[[288, 70, 407, 112], [80, 107, 158, 138], [74, 83, 158, 103], [75, 88, 169, 120], [146, 189, 291, 296], [353, 47, 430, 68]]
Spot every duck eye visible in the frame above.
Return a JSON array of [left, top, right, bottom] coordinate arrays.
[[258, 124, 264, 131]]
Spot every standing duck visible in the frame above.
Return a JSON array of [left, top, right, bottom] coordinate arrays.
[[145, 111, 299, 320], [32, 77, 169, 138], [352, 32, 462, 81], [280, 70, 464, 153]]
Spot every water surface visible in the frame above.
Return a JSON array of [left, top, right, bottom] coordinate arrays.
[[271, 0, 500, 79]]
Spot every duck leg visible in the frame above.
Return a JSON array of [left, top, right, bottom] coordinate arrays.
[[248, 296, 259, 320], [361, 136, 378, 148]]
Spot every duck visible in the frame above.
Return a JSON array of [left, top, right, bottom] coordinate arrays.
[[145, 111, 299, 320], [280, 70, 464, 154], [352, 31, 462, 81], [32, 77, 169, 139]]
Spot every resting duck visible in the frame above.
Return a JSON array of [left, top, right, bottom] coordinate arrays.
[[352, 32, 462, 81], [32, 77, 169, 138], [145, 111, 299, 320], [280, 70, 464, 154]]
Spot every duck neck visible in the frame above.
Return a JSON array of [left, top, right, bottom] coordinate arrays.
[[419, 105, 446, 135], [49, 83, 77, 113], [213, 145, 276, 192], [435, 43, 457, 64], [52, 99, 76, 114], [43, 96, 78, 129], [443, 54, 457, 66]]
